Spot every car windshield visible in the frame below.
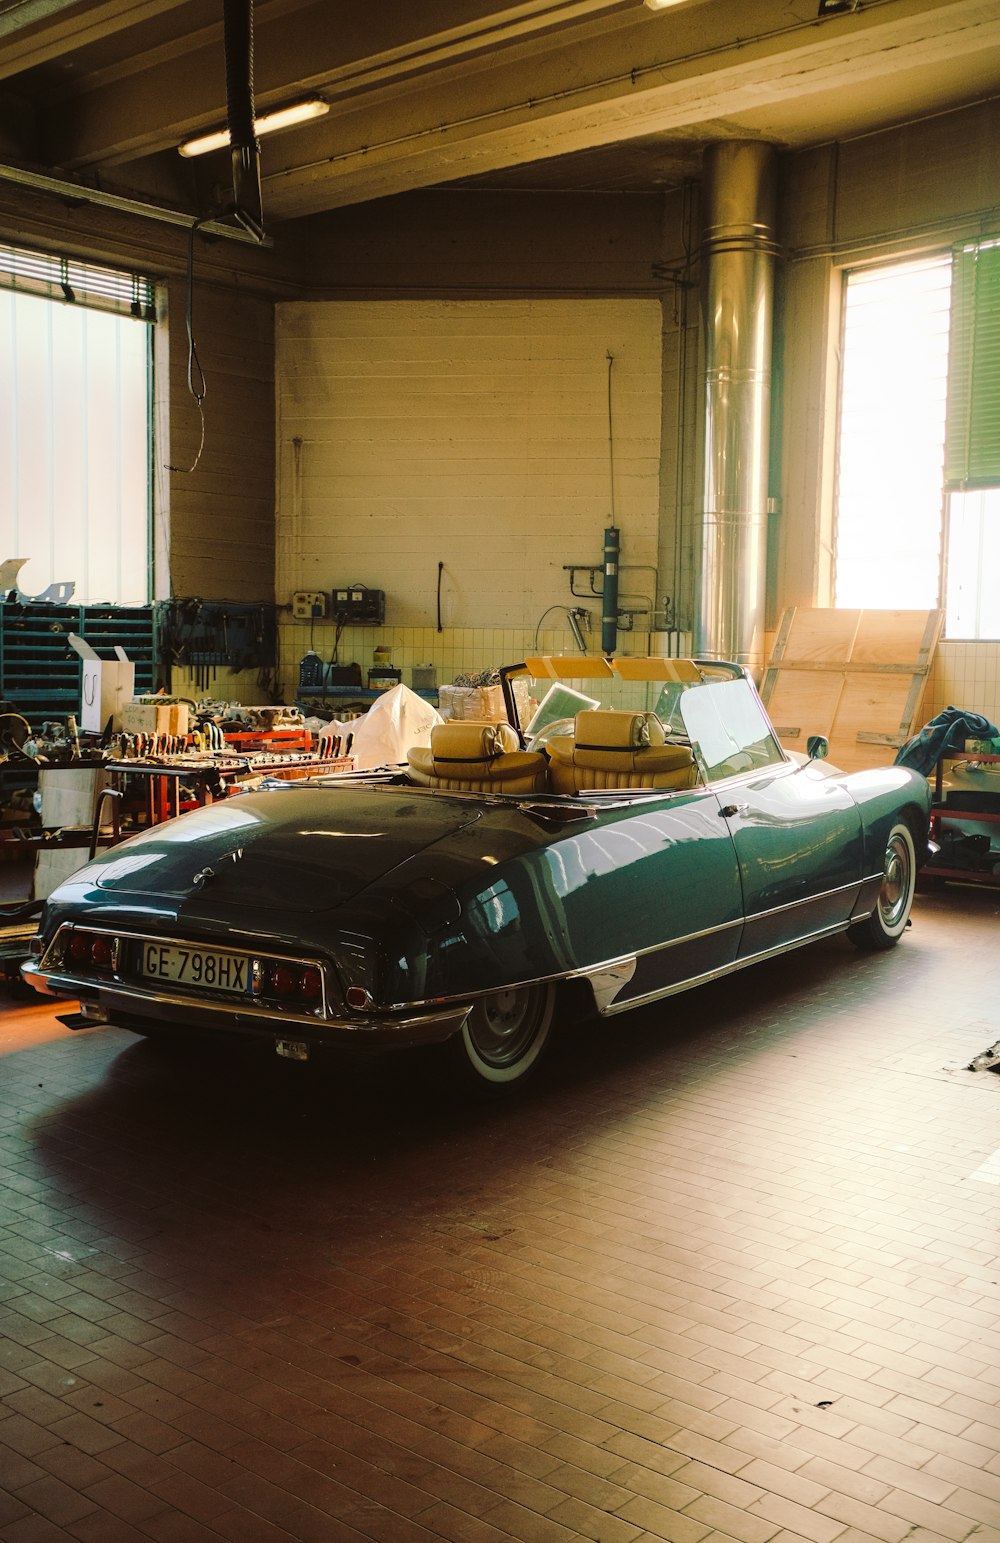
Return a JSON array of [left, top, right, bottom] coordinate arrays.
[[502, 656, 787, 784]]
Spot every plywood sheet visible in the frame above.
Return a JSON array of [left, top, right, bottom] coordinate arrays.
[[760, 607, 943, 771], [766, 673, 844, 742]]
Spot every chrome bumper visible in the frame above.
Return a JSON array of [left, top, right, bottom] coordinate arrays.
[[20, 959, 472, 1050]]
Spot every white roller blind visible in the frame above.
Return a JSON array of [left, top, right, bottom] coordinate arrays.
[[1, 245, 154, 605]]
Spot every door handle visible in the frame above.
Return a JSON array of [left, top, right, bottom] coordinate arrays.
[[719, 803, 749, 818]]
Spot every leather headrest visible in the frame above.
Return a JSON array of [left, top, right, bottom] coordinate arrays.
[[573, 710, 666, 751], [430, 720, 519, 769]]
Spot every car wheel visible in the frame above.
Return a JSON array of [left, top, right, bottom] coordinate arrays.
[[455, 982, 556, 1086], [848, 821, 916, 950]]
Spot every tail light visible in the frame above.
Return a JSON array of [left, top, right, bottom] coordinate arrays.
[[258, 961, 324, 1007], [62, 931, 119, 972], [299, 968, 322, 1001], [268, 964, 298, 997]]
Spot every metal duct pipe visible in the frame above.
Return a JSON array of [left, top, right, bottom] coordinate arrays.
[[694, 142, 778, 669]]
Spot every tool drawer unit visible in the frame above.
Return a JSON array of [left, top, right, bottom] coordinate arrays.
[[0, 602, 154, 723]]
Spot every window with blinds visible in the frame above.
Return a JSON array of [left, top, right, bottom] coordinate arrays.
[[943, 237, 1000, 635], [0, 243, 155, 319], [944, 237, 1000, 490], [0, 243, 154, 606]]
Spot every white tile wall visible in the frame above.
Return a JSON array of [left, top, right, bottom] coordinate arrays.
[[278, 620, 660, 698], [925, 641, 1000, 725]]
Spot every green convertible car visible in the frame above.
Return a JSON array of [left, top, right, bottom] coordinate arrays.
[[23, 657, 932, 1086]]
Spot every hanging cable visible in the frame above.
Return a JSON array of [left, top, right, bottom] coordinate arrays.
[[606, 350, 616, 522], [165, 221, 207, 474]]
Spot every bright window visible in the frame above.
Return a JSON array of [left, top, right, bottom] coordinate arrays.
[[945, 489, 1000, 637], [833, 245, 1000, 639], [0, 245, 154, 605], [833, 256, 951, 611]]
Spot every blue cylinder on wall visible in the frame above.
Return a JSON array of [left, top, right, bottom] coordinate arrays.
[[602, 525, 619, 655]]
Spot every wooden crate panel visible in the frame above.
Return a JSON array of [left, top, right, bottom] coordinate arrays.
[[824, 739, 894, 773], [761, 606, 942, 772], [776, 608, 862, 664], [767, 674, 844, 742], [850, 609, 941, 665]]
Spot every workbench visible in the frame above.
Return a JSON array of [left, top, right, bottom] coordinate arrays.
[[107, 752, 351, 826]]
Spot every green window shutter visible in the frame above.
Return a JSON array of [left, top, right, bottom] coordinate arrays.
[[945, 238, 1000, 489]]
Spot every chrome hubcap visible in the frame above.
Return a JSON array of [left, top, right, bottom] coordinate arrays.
[[879, 834, 910, 928], [468, 989, 543, 1068]]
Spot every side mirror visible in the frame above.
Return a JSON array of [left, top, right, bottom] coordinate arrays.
[[806, 734, 829, 762]]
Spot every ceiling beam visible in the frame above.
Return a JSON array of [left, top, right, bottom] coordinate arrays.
[[14, 0, 1000, 225], [0, 0, 194, 77], [35, 0, 635, 164], [251, 0, 1000, 217]]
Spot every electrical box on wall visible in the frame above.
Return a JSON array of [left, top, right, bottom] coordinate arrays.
[[332, 587, 385, 624], [291, 591, 329, 620]]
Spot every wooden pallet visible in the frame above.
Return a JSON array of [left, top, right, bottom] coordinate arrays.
[[760, 608, 943, 772]]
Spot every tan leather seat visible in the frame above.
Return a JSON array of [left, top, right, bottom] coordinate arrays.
[[407, 720, 548, 793], [547, 709, 696, 794]]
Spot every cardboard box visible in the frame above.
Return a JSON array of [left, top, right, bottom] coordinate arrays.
[[38, 766, 108, 829], [438, 680, 530, 724], [438, 683, 506, 722], [69, 634, 134, 733], [122, 700, 190, 737], [34, 846, 96, 901]]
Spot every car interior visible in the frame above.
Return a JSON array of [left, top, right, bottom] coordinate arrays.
[[401, 656, 789, 796]]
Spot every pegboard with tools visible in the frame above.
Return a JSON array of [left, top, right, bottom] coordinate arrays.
[[154, 600, 278, 693]]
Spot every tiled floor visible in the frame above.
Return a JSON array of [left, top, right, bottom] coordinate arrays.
[[1, 886, 999, 1543]]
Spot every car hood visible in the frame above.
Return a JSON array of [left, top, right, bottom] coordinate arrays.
[[85, 786, 484, 913]]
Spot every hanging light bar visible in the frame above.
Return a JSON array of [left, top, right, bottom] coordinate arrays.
[[179, 98, 328, 158]]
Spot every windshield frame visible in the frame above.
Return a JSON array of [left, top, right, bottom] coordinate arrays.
[[497, 655, 791, 789]]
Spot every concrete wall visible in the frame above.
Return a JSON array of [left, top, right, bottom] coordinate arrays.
[[274, 297, 663, 692], [163, 281, 276, 604]]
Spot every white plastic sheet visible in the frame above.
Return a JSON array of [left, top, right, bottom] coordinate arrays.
[[319, 683, 442, 770]]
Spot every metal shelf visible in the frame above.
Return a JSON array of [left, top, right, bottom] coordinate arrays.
[[924, 750, 1000, 888], [0, 601, 154, 724]]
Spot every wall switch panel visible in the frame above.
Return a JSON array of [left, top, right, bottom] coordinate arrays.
[[292, 590, 329, 619], [331, 587, 385, 623]]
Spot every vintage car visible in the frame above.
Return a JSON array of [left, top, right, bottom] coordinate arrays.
[[23, 657, 932, 1086]]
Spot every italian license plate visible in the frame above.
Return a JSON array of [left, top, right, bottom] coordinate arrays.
[[143, 942, 250, 995]]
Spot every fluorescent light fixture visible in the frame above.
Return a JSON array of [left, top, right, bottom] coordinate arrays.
[[179, 98, 329, 158], [643, 0, 694, 9]]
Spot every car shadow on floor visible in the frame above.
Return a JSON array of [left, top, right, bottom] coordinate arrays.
[[19, 929, 899, 1263]]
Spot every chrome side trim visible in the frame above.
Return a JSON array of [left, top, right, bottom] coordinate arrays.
[[585, 959, 638, 1012], [599, 918, 853, 1016], [383, 916, 746, 1011], [743, 876, 864, 925]]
